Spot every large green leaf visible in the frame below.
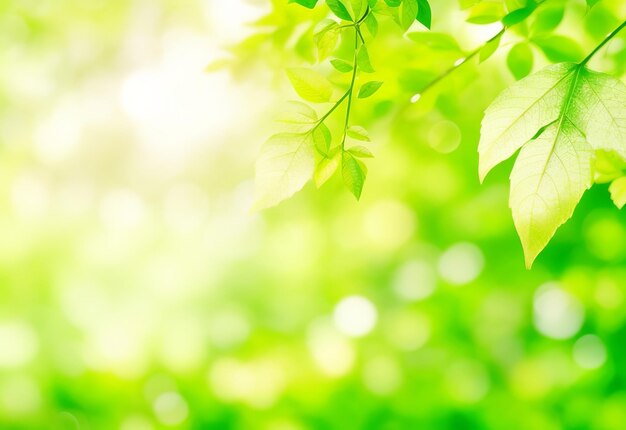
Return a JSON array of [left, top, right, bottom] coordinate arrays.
[[480, 62, 626, 266], [509, 120, 592, 268], [253, 133, 316, 210]]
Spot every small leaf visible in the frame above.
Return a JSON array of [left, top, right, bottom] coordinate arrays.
[[400, 0, 419, 30], [331, 58, 354, 73], [416, 0, 432, 29], [531, 3, 565, 35], [342, 151, 367, 199], [506, 42, 533, 80], [288, 0, 319, 8], [315, 22, 340, 61], [313, 123, 332, 155], [276, 101, 318, 124], [609, 177, 626, 209], [364, 12, 379, 37], [357, 45, 375, 73], [347, 125, 371, 141], [253, 133, 316, 210], [348, 145, 374, 157], [502, 6, 535, 27], [314, 152, 340, 187], [286, 68, 333, 103], [326, 0, 352, 20], [350, 0, 367, 18], [358, 81, 383, 98], [532, 36, 584, 62], [479, 32, 502, 63]]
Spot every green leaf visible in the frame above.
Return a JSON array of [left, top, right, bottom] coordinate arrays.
[[479, 63, 576, 181], [479, 32, 502, 63], [400, 0, 418, 30], [286, 68, 333, 103], [314, 152, 340, 187], [342, 151, 367, 199], [253, 133, 316, 210], [506, 42, 533, 80], [593, 150, 626, 183], [609, 177, 626, 209], [586, 0, 602, 8], [347, 125, 371, 141], [502, 6, 535, 27], [384, 0, 401, 7], [315, 22, 340, 62], [313, 123, 332, 155], [348, 145, 374, 157], [531, 3, 565, 35], [357, 45, 375, 73], [479, 62, 626, 266], [326, 0, 353, 20], [416, 0, 432, 29], [358, 81, 383, 98], [467, 3, 505, 24], [289, 0, 319, 8], [509, 120, 593, 268], [532, 36, 584, 62], [276, 101, 318, 124], [330, 58, 354, 73], [350, 0, 367, 18], [364, 12, 379, 37]]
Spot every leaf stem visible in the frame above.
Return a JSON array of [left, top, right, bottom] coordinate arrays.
[[341, 26, 361, 151], [414, 27, 505, 99], [580, 19, 626, 66]]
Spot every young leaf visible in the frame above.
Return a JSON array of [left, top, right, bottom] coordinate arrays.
[[331, 58, 354, 73], [533, 36, 584, 62], [400, 0, 419, 31], [326, 0, 352, 20], [276, 101, 318, 124], [314, 152, 340, 187], [286, 68, 334, 103], [254, 133, 316, 210], [348, 145, 374, 157], [313, 123, 332, 155], [315, 22, 340, 61], [364, 12, 379, 37], [609, 177, 626, 209], [479, 32, 502, 63], [507, 43, 533, 80], [509, 120, 593, 268], [357, 45, 375, 73], [342, 151, 367, 199], [416, 0, 432, 29], [358, 81, 383, 98], [289, 0, 319, 8], [347, 125, 371, 141]]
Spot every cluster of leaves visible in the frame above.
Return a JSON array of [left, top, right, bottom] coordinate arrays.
[[253, 0, 432, 210], [252, 0, 626, 269]]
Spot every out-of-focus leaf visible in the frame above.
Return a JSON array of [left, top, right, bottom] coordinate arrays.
[[400, 0, 419, 30], [587, 0, 602, 8], [286, 68, 334, 103], [276, 101, 318, 124], [364, 12, 378, 36], [532, 3, 565, 35], [314, 22, 340, 61], [467, 3, 505, 24], [506, 42, 533, 80], [594, 150, 626, 183], [407, 32, 460, 50], [502, 6, 535, 27], [358, 81, 383, 98], [532, 36, 584, 62], [254, 133, 316, 210], [313, 123, 332, 155], [314, 150, 340, 187], [348, 145, 374, 157]]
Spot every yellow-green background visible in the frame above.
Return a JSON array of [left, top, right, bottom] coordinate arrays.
[[1, 0, 626, 428]]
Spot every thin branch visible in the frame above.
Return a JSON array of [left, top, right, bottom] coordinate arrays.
[[580, 19, 626, 66]]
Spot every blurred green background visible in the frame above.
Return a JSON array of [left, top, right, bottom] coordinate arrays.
[[1, 0, 626, 429]]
